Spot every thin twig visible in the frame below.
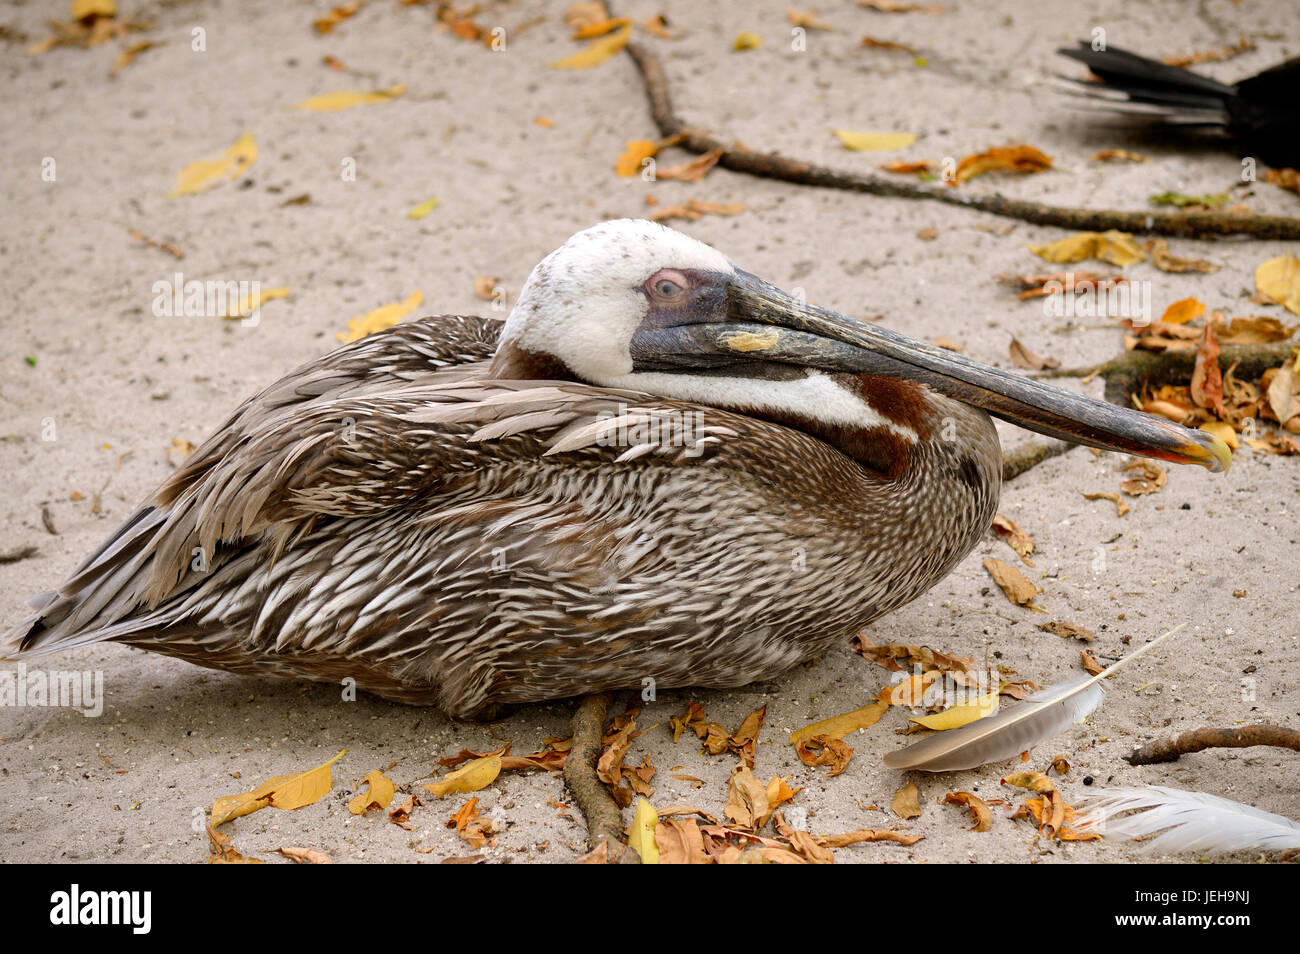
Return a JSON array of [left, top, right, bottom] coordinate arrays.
[[564, 692, 637, 863], [625, 42, 1300, 241], [1126, 724, 1300, 765], [1002, 440, 1075, 482]]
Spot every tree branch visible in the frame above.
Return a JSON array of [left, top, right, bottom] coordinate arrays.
[[564, 692, 637, 863], [1126, 724, 1300, 765], [625, 42, 1300, 241]]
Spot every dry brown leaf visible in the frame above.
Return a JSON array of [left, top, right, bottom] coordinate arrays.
[[272, 846, 332, 864], [817, 828, 923, 847], [1120, 460, 1167, 496], [314, 2, 360, 34], [1092, 149, 1147, 163], [1083, 491, 1129, 517], [1190, 320, 1225, 417], [794, 734, 853, 775], [1038, 620, 1095, 643], [1264, 167, 1300, 196], [953, 144, 1052, 185], [991, 515, 1035, 563], [860, 35, 917, 53], [656, 147, 724, 182], [983, 557, 1039, 608], [649, 199, 746, 223], [1146, 239, 1218, 274], [891, 781, 922, 820], [1079, 648, 1104, 675], [654, 815, 710, 863], [1008, 336, 1060, 371], [941, 791, 992, 831], [388, 792, 421, 829], [723, 765, 770, 830], [859, 0, 945, 11]]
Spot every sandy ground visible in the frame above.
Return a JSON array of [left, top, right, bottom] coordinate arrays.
[[1, 0, 1297, 865]]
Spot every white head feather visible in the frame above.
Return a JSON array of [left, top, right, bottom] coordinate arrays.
[[500, 219, 733, 384]]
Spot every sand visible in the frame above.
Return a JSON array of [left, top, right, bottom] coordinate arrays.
[[1, 0, 1297, 864]]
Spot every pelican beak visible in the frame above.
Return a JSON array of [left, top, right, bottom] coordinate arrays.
[[717, 270, 1230, 473]]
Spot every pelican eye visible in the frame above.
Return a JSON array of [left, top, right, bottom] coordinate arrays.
[[646, 269, 690, 302]]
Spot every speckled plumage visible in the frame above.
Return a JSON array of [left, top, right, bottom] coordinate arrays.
[[7, 310, 1000, 718], [8, 222, 1013, 720]]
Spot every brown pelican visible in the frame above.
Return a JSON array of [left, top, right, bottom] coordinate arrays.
[[5, 220, 1228, 720]]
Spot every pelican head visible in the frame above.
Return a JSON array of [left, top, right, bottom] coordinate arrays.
[[492, 218, 1230, 473]]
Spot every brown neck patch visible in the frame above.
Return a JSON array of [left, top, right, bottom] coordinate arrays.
[[488, 341, 580, 381], [838, 373, 932, 441], [733, 404, 915, 480]]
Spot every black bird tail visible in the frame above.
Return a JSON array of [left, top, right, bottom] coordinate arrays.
[[1055, 41, 1236, 127]]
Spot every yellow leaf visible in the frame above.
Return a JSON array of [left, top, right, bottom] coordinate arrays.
[[1200, 420, 1238, 450], [616, 139, 657, 177], [293, 84, 406, 112], [72, 0, 115, 19], [408, 197, 439, 220], [908, 690, 1000, 730], [168, 133, 257, 198], [734, 32, 763, 50], [789, 700, 889, 747], [1256, 253, 1300, 315], [220, 286, 290, 321], [337, 290, 423, 343], [423, 753, 502, 798], [1028, 230, 1146, 267], [830, 128, 916, 152], [628, 798, 660, 863], [549, 22, 632, 69], [211, 750, 345, 827], [1160, 297, 1206, 324], [348, 769, 396, 815]]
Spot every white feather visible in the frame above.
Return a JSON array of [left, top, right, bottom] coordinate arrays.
[[1077, 786, 1300, 855], [883, 623, 1185, 773]]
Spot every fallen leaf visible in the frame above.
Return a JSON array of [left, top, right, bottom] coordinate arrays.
[[794, 734, 853, 775], [941, 791, 993, 831], [953, 144, 1051, 184], [1256, 254, 1300, 315], [168, 133, 257, 198], [1008, 336, 1059, 370], [1161, 297, 1206, 325], [991, 515, 1034, 562], [724, 766, 771, 830], [207, 825, 264, 864], [908, 690, 999, 731], [550, 21, 632, 68], [111, 39, 155, 75], [831, 128, 917, 152], [616, 139, 657, 177], [314, 3, 360, 34], [272, 846, 332, 864], [787, 8, 832, 30], [983, 557, 1039, 607], [1092, 149, 1147, 162], [348, 769, 395, 815], [733, 31, 763, 51], [817, 827, 923, 846], [292, 84, 405, 111], [219, 286, 290, 322], [626, 798, 659, 862], [1146, 239, 1218, 274], [1200, 420, 1238, 450], [641, 14, 673, 39], [891, 781, 922, 820], [648, 199, 745, 222], [388, 792, 421, 829], [408, 196, 439, 219], [859, 0, 944, 11], [656, 148, 724, 182], [1029, 230, 1145, 267], [654, 815, 709, 863], [1083, 491, 1129, 516], [860, 36, 918, 53], [423, 753, 502, 798], [210, 750, 345, 827], [789, 700, 889, 747], [1038, 620, 1095, 643], [1120, 460, 1167, 496], [1266, 358, 1300, 430], [337, 290, 423, 343], [1264, 167, 1300, 196], [1190, 320, 1225, 416], [1079, 649, 1103, 675]]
